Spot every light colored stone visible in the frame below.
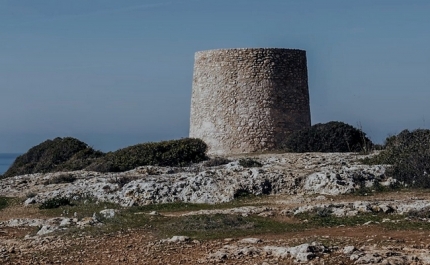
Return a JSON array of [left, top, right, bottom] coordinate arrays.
[[99, 209, 116, 219], [238, 238, 262, 244], [263, 246, 290, 258], [354, 253, 382, 264], [59, 218, 72, 227], [162, 236, 190, 243], [343, 246, 356, 255], [37, 225, 57, 236], [208, 250, 228, 260]]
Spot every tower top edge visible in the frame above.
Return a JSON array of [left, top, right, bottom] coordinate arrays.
[[195, 48, 306, 55]]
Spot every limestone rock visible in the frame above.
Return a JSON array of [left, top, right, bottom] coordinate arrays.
[[0, 153, 390, 207], [162, 236, 190, 243], [99, 209, 116, 219], [238, 238, 262, 244]]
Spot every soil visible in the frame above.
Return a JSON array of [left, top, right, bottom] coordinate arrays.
[[1, 192, 430, 264]]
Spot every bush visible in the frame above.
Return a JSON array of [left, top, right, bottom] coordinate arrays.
[[86, 138, 208, 172], [203, 157, 231, 167], [238, 158, 262, 168], [57, 147, 105, 171], [2, 137, 104, 178], [166, 214, 255, 233], [363, 129, 430, 188], [39, 197, 71, 209], [282, 121, 373, 153], [0, 197, 9, 211], [26, 192, 37, 198], [234, 189, 252, 199], [2, 137, 208, 177]]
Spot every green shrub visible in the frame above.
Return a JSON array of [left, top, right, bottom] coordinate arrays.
[[234, 189, 252, 199], [0, 197, 9, 211], [39, 197, 71, 209], [177, 214, 254, 231], [362, 129, 430, 188], [203, 157, 231, 167], [2, 137, 208, 177], [26, 192, 37, 198], [56, 147, 105, 171], [2, 137, 104, 178], [282, 121, 373, 153], [86, 138, 208, 172], [238, 158, 262, 168]]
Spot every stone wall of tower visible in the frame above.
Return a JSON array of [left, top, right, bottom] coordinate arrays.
[[190, 48, 311, 155]]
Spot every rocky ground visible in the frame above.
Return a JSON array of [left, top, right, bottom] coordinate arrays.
[[1, 152, 430, 264]]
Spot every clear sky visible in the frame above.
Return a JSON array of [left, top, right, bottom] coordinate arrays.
[[1, 0, 429, 153]]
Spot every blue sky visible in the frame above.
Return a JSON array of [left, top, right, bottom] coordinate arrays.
[[1, 0, 429, 153]]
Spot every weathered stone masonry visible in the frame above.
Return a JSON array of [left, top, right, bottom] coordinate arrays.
[[190, 48, 311, 155]]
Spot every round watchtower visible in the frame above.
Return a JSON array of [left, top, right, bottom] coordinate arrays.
[[190, 48, 311, 155]]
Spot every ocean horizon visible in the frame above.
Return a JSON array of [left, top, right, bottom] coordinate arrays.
[[0, 153, 21, 175]]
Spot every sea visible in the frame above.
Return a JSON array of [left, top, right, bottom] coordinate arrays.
[[0, 153, 21, 175]]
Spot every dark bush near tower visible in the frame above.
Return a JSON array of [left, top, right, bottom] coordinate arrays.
[[2, 137, 208, 178], [282, 121, 373, 153], [363, 129, 430, 188], [86, 138, 208, 172]]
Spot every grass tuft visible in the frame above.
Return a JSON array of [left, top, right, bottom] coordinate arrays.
[[239, 158, 262, 168], [39, 197, 72, 209]]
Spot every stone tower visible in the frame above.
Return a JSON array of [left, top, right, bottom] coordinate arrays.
[[190, 48, 311, 155]]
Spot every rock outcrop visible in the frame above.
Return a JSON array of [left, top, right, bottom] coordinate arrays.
[[0, 153, 387, 206]]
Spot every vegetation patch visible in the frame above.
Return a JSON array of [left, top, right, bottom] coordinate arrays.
[[160, 214, 254, 236], [39, 197, 72, 209], [34, 192, 430, 241], [2, 137, 104, 178], [233, 189, 252, 199], [202, 157, 231, 167], [282, 121, 373, 153], [134, 202, 221, 213], [102, 211, 302, 240], [239, 158, 262, 168], [86, 138, 208, 172], [0, 196, 11, 211], [2, 137, 208, 178], [362, 129, 430, 188], [26, 192, 37, 198], [39, 198, 120, 218], [297, 212, 385, 227], [0, 197, 21, 211]]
